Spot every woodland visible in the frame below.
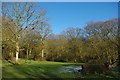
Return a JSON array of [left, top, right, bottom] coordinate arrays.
[[1, 2, 120, 79]]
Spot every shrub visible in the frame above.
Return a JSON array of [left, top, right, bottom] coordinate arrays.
[[81, 64, 109, 74]]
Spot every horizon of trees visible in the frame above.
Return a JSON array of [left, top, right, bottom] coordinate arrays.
[[1, 2, 119, 68]]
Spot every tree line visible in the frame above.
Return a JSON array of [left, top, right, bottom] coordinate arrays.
[[1, 2, 119, 67]]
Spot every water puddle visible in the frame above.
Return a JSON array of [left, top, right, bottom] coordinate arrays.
[[59, 65, 82, 74]]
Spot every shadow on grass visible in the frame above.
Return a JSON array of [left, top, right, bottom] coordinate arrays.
[[2, 63, 65, 78], [2, 61, 120, 79]]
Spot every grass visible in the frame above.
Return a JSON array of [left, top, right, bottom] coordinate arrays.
[[2, 59, 82, 78], [2, 59, 120, 79]]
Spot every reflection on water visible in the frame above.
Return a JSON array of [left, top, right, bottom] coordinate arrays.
[[59, 65, 82, 74]]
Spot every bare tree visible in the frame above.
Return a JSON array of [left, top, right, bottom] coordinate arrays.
[[2, 2, 48, 64], [63, 27, 81, 40], [85, 19, 119, 66], [35, 21, 51, 60], [63, 27, 82, 62]]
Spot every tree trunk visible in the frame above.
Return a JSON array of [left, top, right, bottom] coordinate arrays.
[[29, 49, 31, 56], [26, 48, 29, 59], [41, 49, 44, 60], [118, 45, 120, 72], [15, 42, 19, 64], [41, 40, 44, 60]]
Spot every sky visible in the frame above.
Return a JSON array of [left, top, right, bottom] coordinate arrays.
[[35, 2, 118, 34], [2, 2, 118, 34]]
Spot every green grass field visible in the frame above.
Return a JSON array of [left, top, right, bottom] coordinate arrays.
[[2, 59, 120, 79], [2, 59, 82, 78]]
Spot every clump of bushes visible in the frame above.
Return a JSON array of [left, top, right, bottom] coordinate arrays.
[[81, 63, 109, 74]]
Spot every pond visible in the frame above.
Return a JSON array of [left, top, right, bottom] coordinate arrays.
[[59, 65, 83, 74]]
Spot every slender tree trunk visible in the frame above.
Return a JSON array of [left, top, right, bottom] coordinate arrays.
[[26, 48, 29, 59], [41, 40, 44, 60], [26, 44, 30, 59], [15, 42, 19, 64], [29, 49, 31, 56], [41, 49, 44, 58], [118, 45, 120, 72]]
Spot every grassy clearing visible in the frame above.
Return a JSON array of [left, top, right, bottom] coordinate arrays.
[[2, 59, 82, 78], [2, 59, 120, 79]]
